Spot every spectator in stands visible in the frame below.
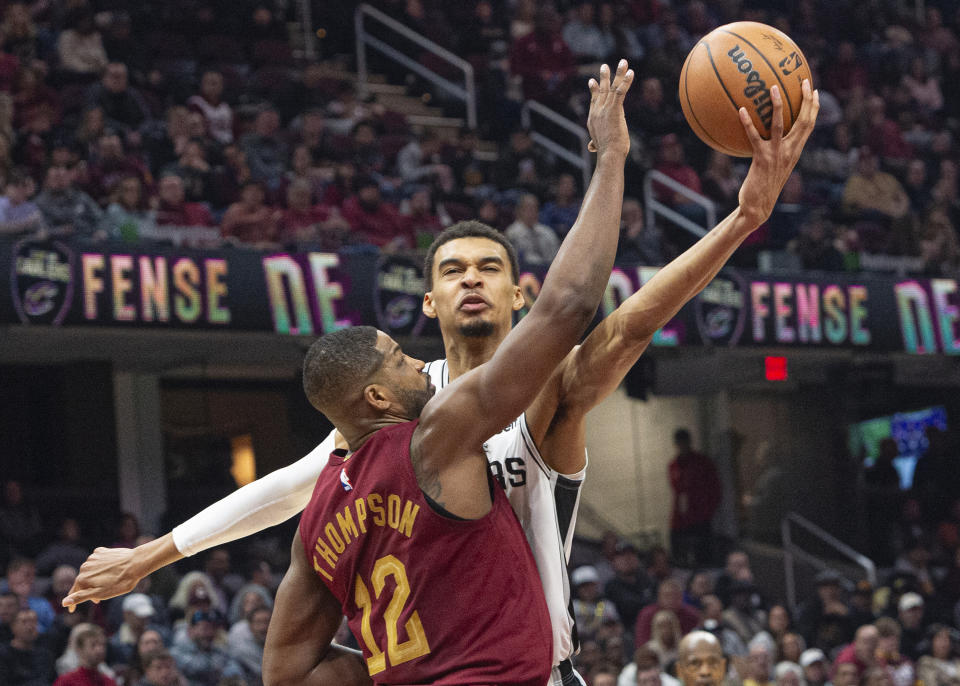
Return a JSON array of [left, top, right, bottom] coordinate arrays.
[[684, 572, 714, 611], [86, 131, 151, 205], [324, 82, 380, 137], [834, 623, 879, 679], [396, 130, 453, 190], [605, 542, 653, 632], [744, 634, 775, 686], [773, 661, 804, 686], [292, 111, 333, 170], [86, 63, 152, 141], [864, 438, 905, 566], [798, 570, 853, 652], [107, 593, 163, 666], [201, 549, 242, 612], [654, 135, 706, 227], [715, 551, 753, 606], [896, 538, 937, 597], [123, 628, 164, 685], [833, 661, 860, 686], [618, 645, 674, 686], [617, 198, 662, 265], [777, 633, 805, 665], [400, 185, 444, 243], [101, 175, 154, 241], [494, 129, 552, 196], [509, 5, 576, 108], [505, 193, 560, 264], [631, 77, 683, 139], [241, 107, 287, 190], [138, 649, 183, 686], [572, 565, 620, 643], [916, 624, 960, 686], [765, 604, 792, 643], [897, 592, 927, 660], [54, 623, 115, 686], [903, 56, 943, 115], [340, 175, 412, 250], [646, 546, 676, 586], [668, 428, 721, 567], [36, 519, 87, 577], [187, 71, 233, 145], [285, 145, 327, 203], [539, 173, 581, 237], [170, 610, 243, 686], [227, 605, 270, 684], [2, 3, 39, 66], [5, 557, 55, 633], [643, 610, 681, 669], [563, 2, 610, 63], [788, 212, 845, 272], [46, 566, 77, 618], [277, 178, 348, 247], [0, 169, 44, 237], [0, 591, 18, 642], [0, 480, 42, 560], [443, 127, 491, 195], [701, 594, 748, 658], [57, 8, 108, 79], [724, 581, 767, 646], [701, 151, 741, 218], [635, 579, 701, 648], [221, 180, 278, 247], [168, 139, 213, 203], [153, 173, 214, 228], [0, 608, 55, 685], [345, 120, 388, 178], [904, 160, 932, 214], [920, 208, 960, 275], [597, 3, 645, 64], [842, 146, 910, 227], [799, 649, 829, 686], [875, 616, 915, 686], [862, 96, 912, 167], [279, 64, 332, 123], [803, 121, 855, 200], [211, 144, 254, 209]]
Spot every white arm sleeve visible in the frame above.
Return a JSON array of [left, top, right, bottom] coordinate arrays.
[[172, 430, 337, 557]]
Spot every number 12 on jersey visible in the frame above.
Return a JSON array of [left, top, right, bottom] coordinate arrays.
[[354, 555, 431, 675]]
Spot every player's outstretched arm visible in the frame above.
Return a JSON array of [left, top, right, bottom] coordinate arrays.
[[263, 527, 370, 686], [550, 80, 820, 424], [63, 432, 338, 610], [412, 61, 633, 511]]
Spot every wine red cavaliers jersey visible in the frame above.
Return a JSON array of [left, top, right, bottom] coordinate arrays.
[[299, 420, 552, 686]]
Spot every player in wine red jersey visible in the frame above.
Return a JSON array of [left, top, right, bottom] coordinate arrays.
[[261, 64, 634, 686]]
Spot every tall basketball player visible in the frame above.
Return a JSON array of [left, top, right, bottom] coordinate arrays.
[[67, 63, 819, 685]]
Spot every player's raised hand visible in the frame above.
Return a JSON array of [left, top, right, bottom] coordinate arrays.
[[586, 59, 634, 159], [62, 546, 142, 611], [737, 79, 819, 227]]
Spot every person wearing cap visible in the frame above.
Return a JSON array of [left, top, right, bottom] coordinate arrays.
[[605, 542, 654, 631], [170, 610, 243, 686], [107, 593, 166, 668], [773, 661, 804, 686], [896, 592, 926, 660], [916, 624, 960, 686], [572, 565, 621, 643], [800, 648, 830, 686], [797, 570, 853, 650]]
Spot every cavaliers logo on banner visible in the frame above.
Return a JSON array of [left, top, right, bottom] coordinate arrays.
[[10, 238, 75, 325], [694, 269, 747, 346], [373, 253, 428, 337]]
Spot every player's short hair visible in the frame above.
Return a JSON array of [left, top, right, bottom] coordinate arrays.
[[75, 624, 105, 648], [423, 221, 520, 290], [303, 326, 384, 414]]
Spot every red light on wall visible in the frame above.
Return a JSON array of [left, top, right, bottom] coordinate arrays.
[[765, 356, 788, 381]]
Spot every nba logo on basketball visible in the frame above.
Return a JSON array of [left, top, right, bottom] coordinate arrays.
[[11, 238, 75, 326], [340, 469, 353, 491]]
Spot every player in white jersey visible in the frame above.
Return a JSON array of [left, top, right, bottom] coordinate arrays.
[[64, 63, 819, 686]]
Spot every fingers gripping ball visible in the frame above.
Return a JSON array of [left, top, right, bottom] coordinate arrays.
[[679, 21, 812, 157]]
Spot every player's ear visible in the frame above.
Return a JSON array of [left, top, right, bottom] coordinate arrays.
[[511, 284, 524, 312], [363, 384, 391, 412], [422, 291, 437, 319]]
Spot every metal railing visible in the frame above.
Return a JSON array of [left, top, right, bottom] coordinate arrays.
[[643, 170, 716, 239], [520, 100, 592, 191], [781, 511, 877, 613], [355, 3, 477, 129], [296, 0, 316, 60]]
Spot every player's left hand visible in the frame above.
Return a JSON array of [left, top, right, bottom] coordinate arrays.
[[737, 79, 819, 227]]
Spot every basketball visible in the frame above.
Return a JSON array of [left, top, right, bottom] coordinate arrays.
[[679, 21, 813, 157]]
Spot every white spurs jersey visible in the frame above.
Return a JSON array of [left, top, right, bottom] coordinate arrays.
[[425, 359, 585, 666]]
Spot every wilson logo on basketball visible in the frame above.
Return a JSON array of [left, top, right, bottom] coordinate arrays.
[[726, 45, 774, 130]]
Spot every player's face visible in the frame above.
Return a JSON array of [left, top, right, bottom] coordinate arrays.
[[424, 237, 523, 340], [373, 332, 435, 419], [677, 642, 726, 686]]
